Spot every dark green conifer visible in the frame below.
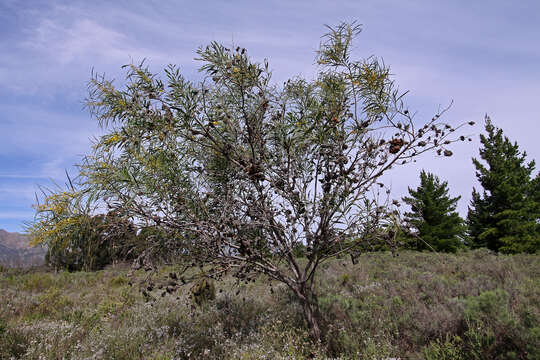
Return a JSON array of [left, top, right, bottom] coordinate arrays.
[[467, 116, 539, 253], [403, 170, 465, 252]]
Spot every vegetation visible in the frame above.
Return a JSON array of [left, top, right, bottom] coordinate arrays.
[[75, 22, 471, 341], [26, 187, 139, 271], [402, 170, 465, 252], [467, 116, 540, 253], [1, 251, 538, 359], [17, 21, 539, 359]]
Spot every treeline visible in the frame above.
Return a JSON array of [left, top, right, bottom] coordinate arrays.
[[400, 117, 539, 254]]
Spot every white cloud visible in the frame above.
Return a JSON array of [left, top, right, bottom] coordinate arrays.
[[21, 17, 182, 66], [0, 183, 39, 201], [0, 210, 36, 220]]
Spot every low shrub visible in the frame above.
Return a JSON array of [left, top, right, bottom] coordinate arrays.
[[31, 286, 73, 320], [462, 289, 538, 359], [0, 250, 537, 359], [0, 318, 28, 359], [423, 334, 465, 360], [190, 277, 216, 307]]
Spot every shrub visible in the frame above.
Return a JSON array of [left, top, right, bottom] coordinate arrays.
[[109, 275, 128, 287], [423, 334, 465, 360], [463, 289, 534, 359], [21, 272, 54, 291], [0, 318, 28, 358], [32, 286, 73, 319], [190, 277, 216, 306]]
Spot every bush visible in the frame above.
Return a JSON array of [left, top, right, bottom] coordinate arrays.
[[31, 286, 73, 320], [463, 289, 537, 359], [423, 334, 465, 360], [190, 278, 216, 306]]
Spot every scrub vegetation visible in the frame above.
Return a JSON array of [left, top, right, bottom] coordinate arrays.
[[1, 250, 538, 359], [11, 21, 538, 359]]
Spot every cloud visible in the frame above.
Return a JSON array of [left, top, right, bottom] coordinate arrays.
[[23, 19, 126, 64], [0, 210, 36, 220], [0, 183, 39, 202]]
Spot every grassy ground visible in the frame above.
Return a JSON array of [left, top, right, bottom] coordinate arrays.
[[1, 249, 538, 359]]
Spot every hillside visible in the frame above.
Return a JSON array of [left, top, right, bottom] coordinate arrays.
[[0, 229, 31, 249], [1, 250, 538, 359], [0, 229, 46, 267]]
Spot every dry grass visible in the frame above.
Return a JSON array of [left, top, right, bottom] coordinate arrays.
[[1, 249, 538, 359]]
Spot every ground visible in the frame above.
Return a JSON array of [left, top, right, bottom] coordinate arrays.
[[1, 250, 538, 359]]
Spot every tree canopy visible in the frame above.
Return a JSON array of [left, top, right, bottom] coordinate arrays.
[[402, 170, 465, 252], [467, 116, 539, 253]]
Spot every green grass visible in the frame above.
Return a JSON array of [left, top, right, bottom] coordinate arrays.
[[1, 249, 538, 359]]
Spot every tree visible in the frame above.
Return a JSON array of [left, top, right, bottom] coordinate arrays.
[[467, 116, 539, 253], [43, 212, 137, 271], [80, 22, 470, 341], [27, 186, 138, 271], [402, 170, 465, 252]]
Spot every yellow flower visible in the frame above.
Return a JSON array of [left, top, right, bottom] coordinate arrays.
[[104, 133, 122, 145]]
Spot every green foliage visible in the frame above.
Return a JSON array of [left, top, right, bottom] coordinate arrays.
[[22, 286, 74, 321], [467, 116, 540, 253], [292, 242, 307, 258], [423, 334, 465, 360], [402, 170, 465, 252], [21, 272, 54, 291], [462, 289, 538, 360], [26, 183, 141, 271], [135, 226, 186, 264], [45, 212, 138, 271]]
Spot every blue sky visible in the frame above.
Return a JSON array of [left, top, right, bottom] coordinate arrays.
[[1, 0, 539, 232]]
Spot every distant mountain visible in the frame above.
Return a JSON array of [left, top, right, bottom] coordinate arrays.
[[0, 229, 46, 267]]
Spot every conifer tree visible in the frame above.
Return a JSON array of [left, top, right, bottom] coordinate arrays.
[[467, 116, 539, 253], [403, 170, 465, 252]]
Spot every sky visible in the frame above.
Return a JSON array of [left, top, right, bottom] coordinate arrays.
[[0, 0, 539, 233]]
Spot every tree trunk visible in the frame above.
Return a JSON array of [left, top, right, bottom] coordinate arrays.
[[294, 284, 323, 342], [302, 296, 322, 341]]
